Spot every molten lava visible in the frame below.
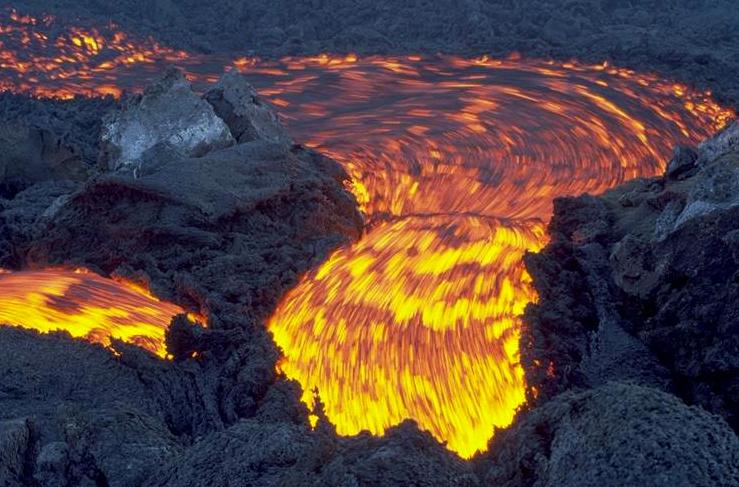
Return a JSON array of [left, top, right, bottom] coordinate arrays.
[[0, 268, 186, 357], [0, 8, 734, 458]]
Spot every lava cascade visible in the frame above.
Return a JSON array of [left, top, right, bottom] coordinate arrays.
[[0, 269, 187, 357], [0, 9, 734, 458]]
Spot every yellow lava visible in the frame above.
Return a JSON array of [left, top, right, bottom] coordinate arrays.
[[271, 216, 545, 456], [0, 268, 187, 357]]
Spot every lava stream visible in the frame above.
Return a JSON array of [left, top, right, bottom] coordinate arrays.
[[0, 269, 186, 357], [254, 55, 730, 457], [0, 9, 734, 458]]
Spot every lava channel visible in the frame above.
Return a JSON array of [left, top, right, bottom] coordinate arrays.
[[0, 9, 734, 458], [0, 268, 188, 357]]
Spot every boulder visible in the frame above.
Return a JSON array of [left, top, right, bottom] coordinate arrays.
[[672, 151, 739, 230], [697, 119, 739, 162], [610, 235, 664, 298], [99, 70, 234, 172], [665, 145, 697, 180], [203, 71, 292, 146]]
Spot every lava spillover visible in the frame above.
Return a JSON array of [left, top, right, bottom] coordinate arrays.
[[0, 9, 733, 457], [0, 268, 188, 357]]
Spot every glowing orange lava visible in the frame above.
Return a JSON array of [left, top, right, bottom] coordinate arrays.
[[0, 9, 734, 457], [0, 268, 187, 357]]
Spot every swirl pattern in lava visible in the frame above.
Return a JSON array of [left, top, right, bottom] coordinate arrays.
[[253, 55, 731, 457], [0, 9, 734, 458]]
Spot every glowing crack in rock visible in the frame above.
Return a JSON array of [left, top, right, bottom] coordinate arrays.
[[0, 268, 187, 357], [0, 8, 734, 457]]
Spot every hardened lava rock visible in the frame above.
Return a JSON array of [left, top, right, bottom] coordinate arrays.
[[481, 383, 739, 487], [203, 70, 292, 146], [522, 121, 739, 432]]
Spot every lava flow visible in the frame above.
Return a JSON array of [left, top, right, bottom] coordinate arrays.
[[0, 8, 734, 458], [0, 268, 187, 357], [258, 56, 731, 457]]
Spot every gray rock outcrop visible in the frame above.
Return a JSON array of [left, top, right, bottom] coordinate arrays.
[[99, 70, 235, 172], [203, 71, 292, 146]]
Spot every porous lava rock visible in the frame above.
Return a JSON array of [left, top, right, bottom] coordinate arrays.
[[0, 418, 37, 487], [149, 419, 478, 487], [0, 92, 116, 167], [480, 382, 739, 487], [522, 120, 739, 432], [0, 123, 88, 198], [0, 327, 219, 487]]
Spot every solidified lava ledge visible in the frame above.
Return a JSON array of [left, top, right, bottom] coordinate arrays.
[[0, 3, 738, 487]]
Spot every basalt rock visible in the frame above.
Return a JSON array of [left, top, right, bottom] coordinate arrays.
[[203, 71, 292, 146], [0, 180, 79, 268], [0, 418, 38, 487], [0, 91, 115, 167], [0, 122, 88, 198], [481, 383, 739, 487], [522, 120, 739, 432], [149, 419, 477, 487], [27, 72, 363, 323], [665, 145, 698, 180]]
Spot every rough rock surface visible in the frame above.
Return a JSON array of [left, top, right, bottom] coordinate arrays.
[[28, 72, 362, 324], [0, 180, 78, 268], [0, 123, 88, 198], [480, 382, 739, 487], [522, 121, 739, 432], [149, 419, 477, 487], [100, 70, 235, 172], [0, 92, 116, 167], [203, 71, 292, 146], [0, 418, 37, 487]]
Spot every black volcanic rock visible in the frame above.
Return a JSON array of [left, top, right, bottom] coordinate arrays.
[[149, 420, 477, 487], [522, 121, 739, 431], [0, 327, 220, 487], [0, 92, 115, 167], [0, 122, 88, 198], [26, 72, 363, 323], [0, 180, 77, 268], [203, 71, 292, 146], [665, 145, 698, 180], [0, 418, 37, 487], [481, 383, 739, 487]]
